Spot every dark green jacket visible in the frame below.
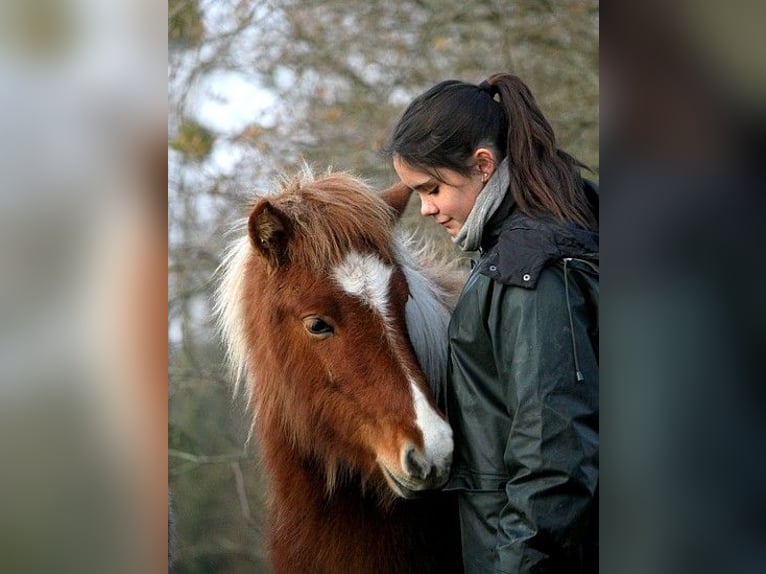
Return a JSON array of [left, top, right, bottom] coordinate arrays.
[[443, 187, 599, 573]]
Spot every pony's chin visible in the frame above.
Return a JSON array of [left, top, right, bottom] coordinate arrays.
[[379, 463, 448, 499]]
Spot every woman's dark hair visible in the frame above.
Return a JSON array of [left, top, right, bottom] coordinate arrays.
[[384, 73, 596, 230]]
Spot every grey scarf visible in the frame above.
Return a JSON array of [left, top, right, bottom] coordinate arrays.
[[453, 157, 510, 252]]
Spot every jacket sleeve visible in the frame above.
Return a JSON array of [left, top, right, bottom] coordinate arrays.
[[488, 266, 599, 574]]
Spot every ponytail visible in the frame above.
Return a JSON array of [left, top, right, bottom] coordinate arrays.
[[484, 73, 596, 230]]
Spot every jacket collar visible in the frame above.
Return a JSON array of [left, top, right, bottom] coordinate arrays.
[[475, 180, 599, 288]]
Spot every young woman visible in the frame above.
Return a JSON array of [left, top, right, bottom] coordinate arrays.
[[385, 72, 599, 573]]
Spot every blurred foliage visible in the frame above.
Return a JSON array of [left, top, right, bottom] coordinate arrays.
[[169, 0, 597, 572], [170, 119, 216, 162], [169, 0, 205, 49]]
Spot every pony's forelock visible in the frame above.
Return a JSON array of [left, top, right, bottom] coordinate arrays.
[[273, 169, 397, 269]]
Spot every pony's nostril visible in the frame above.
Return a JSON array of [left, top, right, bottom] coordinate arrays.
[[403, 445, 430, 479]]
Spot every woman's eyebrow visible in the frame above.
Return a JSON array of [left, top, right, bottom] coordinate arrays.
[[409, 178, 437, 192]]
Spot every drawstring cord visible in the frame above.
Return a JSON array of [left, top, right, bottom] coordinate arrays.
[[563, 258, 585, 382]]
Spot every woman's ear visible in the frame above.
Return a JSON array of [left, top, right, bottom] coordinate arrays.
[[473, 148, 497, 180]]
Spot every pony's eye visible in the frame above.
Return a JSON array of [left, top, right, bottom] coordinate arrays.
[[303, 316, 334, 337]]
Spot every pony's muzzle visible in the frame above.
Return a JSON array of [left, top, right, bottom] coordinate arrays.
[[403, 444, 450, 484], [384, 443, 452, 497], [404, 445, 431, 479]]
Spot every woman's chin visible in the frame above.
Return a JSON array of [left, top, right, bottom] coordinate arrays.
[[442, 222, 459, 237]]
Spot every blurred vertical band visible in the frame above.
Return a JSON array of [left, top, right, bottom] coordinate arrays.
[[602, 1, 766, 573], [0, 0, 168, 572]]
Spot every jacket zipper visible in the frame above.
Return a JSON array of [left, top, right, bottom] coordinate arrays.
[[562, 257, 585, 382]]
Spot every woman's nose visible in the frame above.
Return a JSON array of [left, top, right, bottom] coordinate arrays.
[[419, 196, 438, 217]]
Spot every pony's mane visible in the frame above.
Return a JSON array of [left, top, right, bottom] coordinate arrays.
[[214, 232, 252, 396], [214, 167, 464, 403], [394, 230, 463, 391]]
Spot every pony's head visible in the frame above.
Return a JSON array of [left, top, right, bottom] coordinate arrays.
[[216, 168, 459, 500]]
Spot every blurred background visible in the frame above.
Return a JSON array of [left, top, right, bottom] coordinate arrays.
[[0, 0, 166, 572], [168, 1, 598, 572]]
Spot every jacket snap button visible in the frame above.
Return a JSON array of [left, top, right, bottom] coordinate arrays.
[[522, 273, 531, 281], [489, 265, 497, 272]]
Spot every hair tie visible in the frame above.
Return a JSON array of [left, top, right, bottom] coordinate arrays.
[[478, 80, 497, 98]]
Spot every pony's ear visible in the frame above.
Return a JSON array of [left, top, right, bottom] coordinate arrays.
[[248, 199, 292, 268], [379, 182, 413, 218]]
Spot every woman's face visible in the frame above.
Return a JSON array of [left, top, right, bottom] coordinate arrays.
[[393, 156, 484, 238]]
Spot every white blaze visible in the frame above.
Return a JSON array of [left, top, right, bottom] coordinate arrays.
[[333, 251, 393, 319], [410, 381, 453, 466], [333, 250, 453, 468]]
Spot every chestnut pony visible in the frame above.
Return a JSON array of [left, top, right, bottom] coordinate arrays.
[[215, 168, 465, 573]]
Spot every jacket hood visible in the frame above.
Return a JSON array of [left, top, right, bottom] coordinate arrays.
[[476, 179, 599, 288]]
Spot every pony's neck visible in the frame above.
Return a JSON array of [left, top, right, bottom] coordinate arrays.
[[265, 446, 428, 574]]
